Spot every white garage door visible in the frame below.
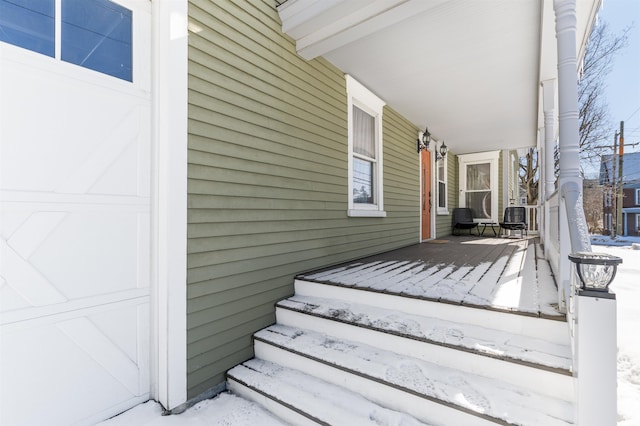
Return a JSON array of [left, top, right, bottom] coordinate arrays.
[[1, 1, 152, 424]]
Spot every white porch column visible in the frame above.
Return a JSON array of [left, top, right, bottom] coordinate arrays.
[[542, 79, 557, 198], [152, 0, 188, 411], [554, 0, 582, 309], [542, 79, 556, 258]]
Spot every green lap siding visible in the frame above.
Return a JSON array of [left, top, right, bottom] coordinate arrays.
[[187, 0, 419, 397]]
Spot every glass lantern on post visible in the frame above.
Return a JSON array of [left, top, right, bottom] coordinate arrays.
[[568, 252, 622, 297]]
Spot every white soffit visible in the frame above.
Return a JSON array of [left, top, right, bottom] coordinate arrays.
[[277, 0, 601, 155], [278, 0, 448, 60]]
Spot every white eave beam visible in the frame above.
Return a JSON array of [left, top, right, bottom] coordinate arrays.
[[277, 0, 445, 60]]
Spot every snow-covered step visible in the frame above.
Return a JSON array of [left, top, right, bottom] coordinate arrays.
[[276, 295, 574, 402], [294, 279, 569, 345], [227, 358, 431, 426], [254, 324, 575, 426]]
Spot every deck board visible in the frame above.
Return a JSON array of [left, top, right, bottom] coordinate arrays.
[[298, 236, 563, 319]]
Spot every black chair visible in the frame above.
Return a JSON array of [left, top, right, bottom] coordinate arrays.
[[499, 206, 528, 238], [452, 208, 479, 236]]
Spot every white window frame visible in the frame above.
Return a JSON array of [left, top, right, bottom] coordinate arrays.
[[346, 74, 386, 217], [435, 147, 448, 215], [458, 150, 500, 222], [635, 188, 640, 205]]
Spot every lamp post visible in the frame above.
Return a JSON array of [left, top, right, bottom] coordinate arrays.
[[568, 251, 621, 425], [568, 252, 622, 297]]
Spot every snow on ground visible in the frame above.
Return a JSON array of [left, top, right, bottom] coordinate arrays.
[[98, 393, 287, 426], [99, 235, 640, 426]]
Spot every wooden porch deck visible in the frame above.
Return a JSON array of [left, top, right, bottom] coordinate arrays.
[[298, 236, 564, 320]]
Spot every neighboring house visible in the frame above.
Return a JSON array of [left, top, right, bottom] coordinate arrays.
[[599, 152, 640, 236], [1, 0, 608, 425], [583, 178, 604, 233]]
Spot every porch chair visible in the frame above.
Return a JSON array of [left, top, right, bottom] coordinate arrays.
[[452, 208, 479, 236], [499, 206, 527, 238]]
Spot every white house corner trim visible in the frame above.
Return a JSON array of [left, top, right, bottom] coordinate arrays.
[[152, 0, 188, 410]]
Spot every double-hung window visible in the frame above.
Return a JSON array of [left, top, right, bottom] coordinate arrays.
[[346, 75, 386, 217], [437, 154, 448, 214], [604, 191, 612, 208]]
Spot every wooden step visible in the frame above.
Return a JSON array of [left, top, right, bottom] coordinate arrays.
[[275, 295, 574, 401], [227, 359, 431, 426], [254, 324, 575, 426], [293, 279, 569, 345]]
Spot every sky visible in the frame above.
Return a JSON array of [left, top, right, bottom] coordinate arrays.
[[595, 0, 640, 158]]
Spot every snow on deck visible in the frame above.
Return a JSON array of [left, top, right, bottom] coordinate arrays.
[[255, 325, 574, 425], [278, 295, 572, 372], [299, 237, 562, 319]]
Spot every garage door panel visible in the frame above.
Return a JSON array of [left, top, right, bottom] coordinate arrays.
[[1, 1, 152, 424], [1, 210, 149, 307], [0, 302, 149, 426], [30, 211, 148, 299]]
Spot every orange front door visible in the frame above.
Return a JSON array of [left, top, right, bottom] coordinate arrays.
[[421, 150, 431, 240]]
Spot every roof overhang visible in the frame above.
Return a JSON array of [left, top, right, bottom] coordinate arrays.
[[278, 0, 601, 155]]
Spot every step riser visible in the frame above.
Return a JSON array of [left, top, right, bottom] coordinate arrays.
[[254, 340, 496, 426], [275, 307, 574, 402], [227, 378, 319, 426], [295, 279, 568, 344]]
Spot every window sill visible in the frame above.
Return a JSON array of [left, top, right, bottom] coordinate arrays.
[[348, 209, 387, 218], [437, 209, 449, 216]]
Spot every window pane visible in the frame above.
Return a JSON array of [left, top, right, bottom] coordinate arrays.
[[0, 0, 55, 56], [61, 0, 132, 81], [438, 181, 446, 208], [353, 106, 375, 158], [353, 157, 374, 204], [466, 192, 491, 219], [466, 163, 491, 190]]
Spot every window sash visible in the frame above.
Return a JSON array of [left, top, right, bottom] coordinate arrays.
[[346, 75, 385, 216], [353, 105, 375, 159], [437, 160, 445, 209], [353, 158, 375, 204]]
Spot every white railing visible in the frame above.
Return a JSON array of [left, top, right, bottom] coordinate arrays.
[[545, 181, 618, 425], [547, 192, 560, 278], [523, 205, 540, 234]]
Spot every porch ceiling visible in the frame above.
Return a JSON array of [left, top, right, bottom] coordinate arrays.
[[277, 0, 600, 155]]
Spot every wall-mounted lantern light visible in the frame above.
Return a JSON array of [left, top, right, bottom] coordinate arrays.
[[568, 252, 622, 293], [417, 127, 431, 153], [436, 141, 448, 161]]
